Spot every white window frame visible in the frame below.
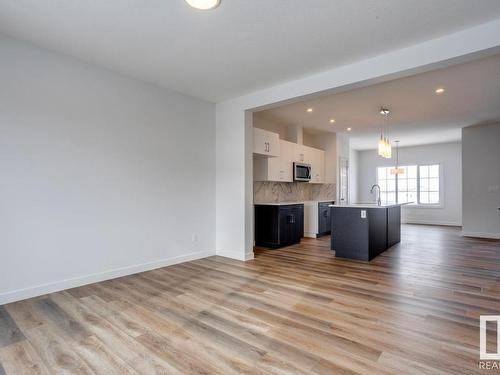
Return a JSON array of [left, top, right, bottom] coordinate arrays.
[[376, 163, 444, 208], [417, 164, 443, 207]]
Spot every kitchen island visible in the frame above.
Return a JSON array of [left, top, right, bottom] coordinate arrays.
[[329, 203, 407, 261]]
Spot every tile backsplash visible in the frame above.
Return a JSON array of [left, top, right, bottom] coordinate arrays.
[[254, 181, 336, 203]]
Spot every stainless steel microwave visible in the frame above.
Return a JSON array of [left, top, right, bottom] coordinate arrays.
[[293, 162, 311, 182]]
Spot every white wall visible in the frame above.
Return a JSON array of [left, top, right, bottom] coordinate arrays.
[[215, 19, 500, 261], [462, 123, 500, 239], [0, 35, 216, 304], [253, 115, 288, 139], [357, 142, 462, 226]]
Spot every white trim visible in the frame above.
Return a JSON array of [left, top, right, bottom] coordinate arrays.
[[244, 251, 255, 261], [304, 232, 318, 238], [403, 220, 461, 227], [216, 250, 254, 261], [216, 250, 247, 261], [0, 250, 215, 306], [404, 204, 444, 209], [462, 231, 500, 240]]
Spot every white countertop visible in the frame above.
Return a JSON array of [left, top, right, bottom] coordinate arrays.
[[329, 202, 413, 209], [254, 199, 334, 206]]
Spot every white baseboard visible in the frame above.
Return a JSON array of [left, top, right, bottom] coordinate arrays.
[[462, 231, 500, 240], [403, 220, 462, 227], [304, 232, 317, 238], [0, 250, 215, 306], [215, 250, 252, 261]]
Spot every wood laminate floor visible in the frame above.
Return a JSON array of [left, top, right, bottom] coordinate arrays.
[[1, 225, 500, 374]]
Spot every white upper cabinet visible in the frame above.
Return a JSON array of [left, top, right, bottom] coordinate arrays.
[[294, 144, 311, 164], [253, 127, 280, 157], [294, 145, 324, 183], [253, 128, 325, 183], [308, 147, 325, 183], [268, 140, 294, 182], [254, 140, 294, 182]]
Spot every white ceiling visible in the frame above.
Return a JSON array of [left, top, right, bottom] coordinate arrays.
[[1, 1, 500, 102], [256, 54, 500, 150]]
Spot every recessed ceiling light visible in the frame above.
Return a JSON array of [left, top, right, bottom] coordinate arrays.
[[307, 108, 313, 113], [185, 0, 221, 10], [346, 128, 352, 132], [435, 88, 445, 94], [329, 119, 336, 123]]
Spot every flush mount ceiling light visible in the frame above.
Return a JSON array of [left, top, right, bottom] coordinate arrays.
[[435, 87, 445, 94], [307, 108, 313, 113], [346, 127, 352, 132], [329, 119, 336, 123], [185, 0, 220, 10]]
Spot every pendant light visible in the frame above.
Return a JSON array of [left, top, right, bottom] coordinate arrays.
[[378, 108, 392, 158], [390, 141, 404, 175]]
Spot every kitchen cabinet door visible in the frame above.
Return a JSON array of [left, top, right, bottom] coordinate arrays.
[[278, 140, 294, 181], [279, 207, 293, 246], [318, 203, 332, 235], [279, 206, 303, 245], [309, 148, 325, 183], [253, 127, 280, 157], [294, 144, 311, 164], [260, 140, 294, 182]]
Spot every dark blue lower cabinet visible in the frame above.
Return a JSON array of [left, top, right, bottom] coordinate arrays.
[[318, 201, 334, 236], [255, 204, 304, 248]]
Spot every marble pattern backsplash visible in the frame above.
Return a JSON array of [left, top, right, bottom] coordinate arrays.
[[254, 181, 336, 203]]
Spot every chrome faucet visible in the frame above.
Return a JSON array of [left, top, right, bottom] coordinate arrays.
[[370, 184, 382, 206]]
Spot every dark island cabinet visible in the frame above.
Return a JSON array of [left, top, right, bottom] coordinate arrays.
[[318, 201, 334, 236], [255, 204, 304, 248], [330, 205, 402, 261]]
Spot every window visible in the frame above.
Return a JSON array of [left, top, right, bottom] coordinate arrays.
[[376, 164, 440, 205], [396, 165, 418, 204], [419, 165, 440, 204], [377, 166, 396, 204]]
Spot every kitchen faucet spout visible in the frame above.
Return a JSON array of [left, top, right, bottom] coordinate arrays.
[[370, 184, 382, 206]]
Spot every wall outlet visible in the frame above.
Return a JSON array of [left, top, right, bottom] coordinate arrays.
[[191, 233, 198, 242], [361, 210, 367, 219]]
